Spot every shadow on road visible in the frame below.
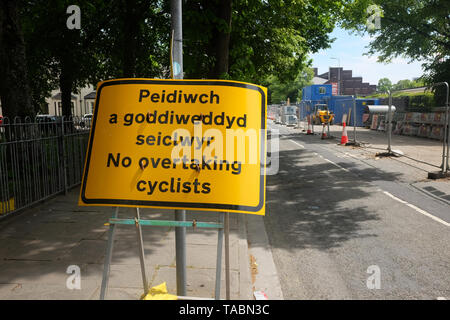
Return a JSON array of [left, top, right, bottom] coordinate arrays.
[[264, 146, 402, 251]]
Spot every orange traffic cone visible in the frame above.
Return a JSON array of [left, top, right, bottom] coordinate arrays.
[[306, 115, 313, 135], [340, 122, 349, 145], [321, 124, 327, 139]]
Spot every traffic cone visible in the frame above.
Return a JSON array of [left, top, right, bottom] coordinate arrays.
[[340, 122, 349, 145], [321, 124, 327, 139], [306, 115, 313, 135]]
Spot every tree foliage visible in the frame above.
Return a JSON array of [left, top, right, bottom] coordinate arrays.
[[19, 0, 170, 116], [340, 0, 450, 104], [393, 79, 425, 91], [184, 0, 343, 82], [1, 0, 345, 117], [265, 68, 314, 104], [377, 77, 392, 93], [377, 77, 425, 93], [0, 0, 33, 118]]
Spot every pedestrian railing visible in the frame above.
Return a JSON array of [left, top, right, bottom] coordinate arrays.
[[0, 116, 91, 219]]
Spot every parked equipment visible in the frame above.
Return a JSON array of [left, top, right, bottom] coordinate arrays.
[[312, 104, 334, 125]]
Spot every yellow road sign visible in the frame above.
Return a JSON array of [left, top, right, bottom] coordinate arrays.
[[79, 79, 267, 215]]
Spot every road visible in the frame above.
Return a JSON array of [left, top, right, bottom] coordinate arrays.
[[264, 121, 450, 299]]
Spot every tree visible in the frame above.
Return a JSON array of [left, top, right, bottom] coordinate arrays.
[[210, 0, 232, 79], [265, 68, 314, 104], [340, 0, 450, 104], [377, 77, 392, 93], [183, 0, 343, 82], [20, 0, 170, 117], [21, 0, 101, 118], [2, 1, 348, 119], [0, 0, 33, 119], [97, 0, 170, 79], [393, 79, 413, 91]]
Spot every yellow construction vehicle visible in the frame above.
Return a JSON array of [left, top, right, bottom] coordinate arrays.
[[312, 104, 335, 125]]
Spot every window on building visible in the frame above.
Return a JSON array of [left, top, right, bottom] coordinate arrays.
[[319, 87, 326, 94]]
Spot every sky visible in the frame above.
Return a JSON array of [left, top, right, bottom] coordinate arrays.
[[310, 27, 425, 86]]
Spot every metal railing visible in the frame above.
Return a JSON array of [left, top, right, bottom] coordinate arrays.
[[0, 116, 91, 219]]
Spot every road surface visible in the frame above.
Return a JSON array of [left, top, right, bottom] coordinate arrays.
[[264, 121, 450, 299]]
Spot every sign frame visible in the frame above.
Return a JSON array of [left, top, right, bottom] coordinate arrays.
[[79, 79, 267, 214]]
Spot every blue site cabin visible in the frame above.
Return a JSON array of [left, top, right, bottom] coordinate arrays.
[[324, 96, 379, 126], [302, 84, 332, 101], [301, 85, 379, 126]]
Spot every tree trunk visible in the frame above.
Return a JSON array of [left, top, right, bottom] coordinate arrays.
[[0, 0, 33, 120], [209, 0, 232, 79], [122, 0, 139, 77], [59, 57, 74, 119]]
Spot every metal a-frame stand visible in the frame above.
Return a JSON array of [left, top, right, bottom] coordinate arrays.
[[99, 207, 231, 300]]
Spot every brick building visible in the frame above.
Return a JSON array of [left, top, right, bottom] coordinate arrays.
[[313, 67, 377, 96]]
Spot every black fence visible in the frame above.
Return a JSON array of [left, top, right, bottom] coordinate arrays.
[[0, 116, 91, 219]]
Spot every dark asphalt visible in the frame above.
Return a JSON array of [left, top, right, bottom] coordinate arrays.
[[264, 122, 450, 299]]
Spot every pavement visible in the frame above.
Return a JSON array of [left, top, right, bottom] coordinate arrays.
[[305, 123, 446, 172], [265, 121, 450, 299], [0, 189, 282, 300]]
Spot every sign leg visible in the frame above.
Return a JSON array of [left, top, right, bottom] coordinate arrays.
[[175, 209, 187, 296], [224, 212, 231, 300], [214, 213, 224, 300], [135, 207, 149, 295], [100, 207, 119, 300]]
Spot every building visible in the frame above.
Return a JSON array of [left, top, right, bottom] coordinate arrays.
[[45, 85, 95, 117], [301, 81, 380, 126], [312, 67, 377, 96], [302, 84, 332, 102], [0, 85, 95, 118]]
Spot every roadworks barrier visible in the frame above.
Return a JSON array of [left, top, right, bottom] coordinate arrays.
[[0, 198, 15, 215]]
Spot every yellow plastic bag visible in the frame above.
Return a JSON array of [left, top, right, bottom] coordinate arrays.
[[141, 282, 178, 300]]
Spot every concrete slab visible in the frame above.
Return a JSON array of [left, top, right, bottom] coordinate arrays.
[[111, 238, 175, 266], [90, 286, 144, 300], [0, 260, 84, 285], [152, 266, 240, 299], [0, 283, 98, 300], [0, 238, 78, 261], [59, 239, 106, 264], [84, 263, 156, 289], [186, 241, 239, 271], [0, 284, 21, 299]]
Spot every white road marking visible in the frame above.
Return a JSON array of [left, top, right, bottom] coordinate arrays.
[[382, 191, 450, 227], [343, 151, 362, 160], [285, 137, 449, 227], [437, 297, 447, 300], [321, 157, 351, 173], [289, 139, 305, 149]]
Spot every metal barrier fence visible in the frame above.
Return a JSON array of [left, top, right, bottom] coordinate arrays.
[[0, 116, 91, 219]]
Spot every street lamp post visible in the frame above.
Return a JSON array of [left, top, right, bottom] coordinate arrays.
[[171, 0, 187, 297]]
